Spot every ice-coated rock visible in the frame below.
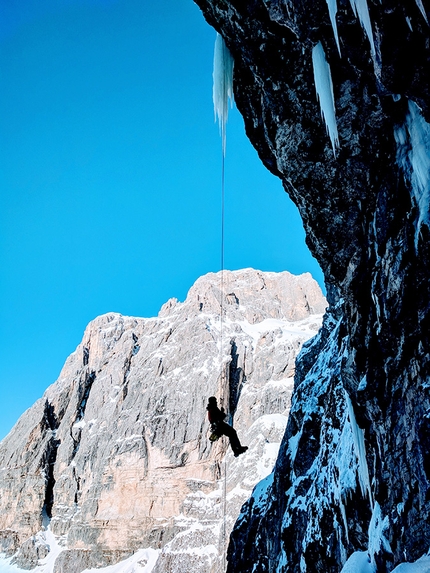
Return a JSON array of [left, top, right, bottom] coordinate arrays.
[[0, 269, 325, 572]]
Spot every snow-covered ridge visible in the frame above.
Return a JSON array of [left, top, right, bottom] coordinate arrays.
[[0, 269, 325, 573]]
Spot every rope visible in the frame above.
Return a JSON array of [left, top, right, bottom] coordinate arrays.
[[219, 150, 228, 573], [220, 150, 225, 392], [222, 456, 227, 572]]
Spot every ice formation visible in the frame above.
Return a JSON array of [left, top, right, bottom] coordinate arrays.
[[345, 392, 373, 505], [312, 42, 339, 155], [367, 502, 391, 566], [325, 0, 376, 60], [415, 0, 428, 25], [213, 33, 234, 157], [326, 0, 341, 54], [339, 504, 391, 572], [394, 100, 430, 247], [348, 0, 376, 58]]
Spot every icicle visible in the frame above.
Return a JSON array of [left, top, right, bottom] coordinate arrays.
[[213, 33, 234, 157], [312, 42, 339, 155], [415, 0, 429, 25], [394, 100, 430, 248], [406, 16, 413, 32], [325, 0, 341, 55], [349, 0, 376, 58], [345, 392, 373, 506]]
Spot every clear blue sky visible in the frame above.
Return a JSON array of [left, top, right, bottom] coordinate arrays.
[[0, 0, 324, 440]]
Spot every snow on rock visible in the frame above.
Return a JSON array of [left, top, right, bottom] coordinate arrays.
[[312, 41, 339, 155], [340, 551, 375, 573], [340, 552, 430, 573], [82, 549, 160, 573], [0, 269, 325, 573], [0, 548, 160, 573], [0, 559, 21, 573], [227, 301, 378, 571], [368, 502, 392, 568], [392, 555, 430, 572]]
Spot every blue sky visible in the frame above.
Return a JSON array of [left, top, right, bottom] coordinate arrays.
[[0, 0, 324, 440]]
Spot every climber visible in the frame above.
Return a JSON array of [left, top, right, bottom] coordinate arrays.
[[206, 396, 248, 457]]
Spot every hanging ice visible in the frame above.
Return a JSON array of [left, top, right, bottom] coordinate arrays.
[[349, 0, 376, 58], [415, 0, 429, 24], [326, 0, 341, 55], [345, 392, 373, 505], [394, 100, 430, 248], [213, 33, 234, 157], [312, 42, 339, 155]]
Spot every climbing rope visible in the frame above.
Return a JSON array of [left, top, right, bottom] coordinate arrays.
[[219, 149, 228, 573]]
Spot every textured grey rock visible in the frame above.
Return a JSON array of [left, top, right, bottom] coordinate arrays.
[[193, 1, 430, 572], [13, 534, 50, 570], [0, 269, 325, 572]]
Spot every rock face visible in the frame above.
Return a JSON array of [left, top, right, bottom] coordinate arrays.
[[193, 2, 430, 572], [0, 269, 325, 573]]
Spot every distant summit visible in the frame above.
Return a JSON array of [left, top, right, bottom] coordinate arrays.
[[0, 269, 325, 573]]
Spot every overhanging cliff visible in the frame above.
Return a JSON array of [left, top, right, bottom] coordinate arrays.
[[194, 1, 430, 571]]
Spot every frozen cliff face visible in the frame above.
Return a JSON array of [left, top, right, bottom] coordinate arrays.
[[194, 1, 430, 572], [0, 269, 325, 573]]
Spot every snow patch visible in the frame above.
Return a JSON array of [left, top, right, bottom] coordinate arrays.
[[0, 523, 159, 573], [312, 42, 339, 155], [340, 551, 374, 573], [213, 33, 234, 156], [82, 548, 159, 573], [237, 315, 322, 345], [163, 545, 217, 557], [0, 558, 21, 572], [392, 555, 430, 572]]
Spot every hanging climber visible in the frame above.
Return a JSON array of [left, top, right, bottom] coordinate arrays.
[[206, 396, 248, 457]]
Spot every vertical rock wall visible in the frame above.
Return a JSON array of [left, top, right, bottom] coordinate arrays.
[[194, 1, 430, 571]]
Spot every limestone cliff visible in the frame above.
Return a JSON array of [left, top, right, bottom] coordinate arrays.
[[0, 269, 325, 573], [193, 1, 430, 572]]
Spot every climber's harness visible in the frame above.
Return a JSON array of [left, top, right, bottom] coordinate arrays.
[[209, 422, 222, 442]]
